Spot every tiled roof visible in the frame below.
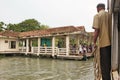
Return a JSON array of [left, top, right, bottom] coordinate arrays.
[[0, 26, 85, 38], [0, 31, 19, 37], [76, 26, 85, 31], [19, 26, 85, 37]]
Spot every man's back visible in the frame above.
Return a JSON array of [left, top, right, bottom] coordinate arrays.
[[93, 3, 112, 80], [93, 10, 111, 47]]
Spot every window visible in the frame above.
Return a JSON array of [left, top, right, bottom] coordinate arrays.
[[5, 40, 8, 43], [10, 41, 16, 49]]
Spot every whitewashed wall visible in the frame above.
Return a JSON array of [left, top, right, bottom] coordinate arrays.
[[0, 38, 19, 52]]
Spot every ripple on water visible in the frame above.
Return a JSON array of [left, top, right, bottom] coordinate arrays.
[[0, 57, 94, 80]]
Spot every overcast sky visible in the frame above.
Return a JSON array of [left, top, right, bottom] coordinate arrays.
[[0, 0, 107, 32]]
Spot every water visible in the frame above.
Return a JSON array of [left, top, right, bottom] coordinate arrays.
[[0, 57, 94, 80]]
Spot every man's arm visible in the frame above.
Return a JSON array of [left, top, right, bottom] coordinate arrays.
[[93, 28, 99, 45], [92, 14, 99, 46]]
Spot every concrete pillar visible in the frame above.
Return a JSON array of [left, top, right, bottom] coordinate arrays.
[[118, 12, 120, 74], [21, 40, 24, 52], [118, 30, 120, 75], [52, 37, 55, 57], [26, 38, 29, 55], [30, 39, 32, 52], [76, 35, 80, 54], [37, 37, 41, 56], [111, 13, 118, 71], [66, 35, 70, 56], [22, 40, 25, 52]]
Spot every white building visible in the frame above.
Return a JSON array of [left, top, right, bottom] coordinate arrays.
[[0, 26, 88, 56], [0, 31, 19, 52]]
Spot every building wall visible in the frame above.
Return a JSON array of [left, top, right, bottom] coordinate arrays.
[[118, 9, 120, 74], [0, 38, 19, 52]]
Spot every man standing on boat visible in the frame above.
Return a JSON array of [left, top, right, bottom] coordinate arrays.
[[92, 3, 112, 80]]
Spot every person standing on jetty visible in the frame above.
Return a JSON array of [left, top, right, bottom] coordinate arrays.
[[92, 3, 112, 80]]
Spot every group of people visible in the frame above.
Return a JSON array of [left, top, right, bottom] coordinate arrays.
[[79, 44, 93, 54], [70, 43, 93, 55]]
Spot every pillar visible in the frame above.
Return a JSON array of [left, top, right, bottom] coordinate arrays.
[[26, 38, 29, 55], [66, 35, 70, 56], [118, 11, 120, 73], [21, 40, 24, 52], [76, 35, 80, 54], [111, 13, 118, 71], [52, 37, 55, 57], [37, 37, 41, 56], [30, 39, 32, 52]]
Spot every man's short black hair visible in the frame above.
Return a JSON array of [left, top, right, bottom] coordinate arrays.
[[97, 3, 105, 9]]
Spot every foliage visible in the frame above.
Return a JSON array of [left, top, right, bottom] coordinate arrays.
[[6, 19, 49, 32], [0, 22, 4, 31], [7, 24, 19, 32], [40, 24, 49, 30], [32, 39, 38, 47], [17, 19, 40, 32], [56, 38, 65, 48], [70, 38, 76, 45]]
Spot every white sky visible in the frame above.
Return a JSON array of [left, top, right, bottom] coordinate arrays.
[[0, 0, 107, 32]]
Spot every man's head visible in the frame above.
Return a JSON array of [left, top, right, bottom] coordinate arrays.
[[96, 3, 105, 12]]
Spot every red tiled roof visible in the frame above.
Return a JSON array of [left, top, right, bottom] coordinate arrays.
[[0, 31, 19, 37], [19, 26, 85, 37], [75, 26, 86, 32], [0, 26, 86, 38]]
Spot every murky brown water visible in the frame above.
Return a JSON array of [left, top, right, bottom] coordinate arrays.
[[0, 56, 94, 80]]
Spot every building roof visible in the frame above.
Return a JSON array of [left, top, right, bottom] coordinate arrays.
[[0, 26, 86, 38], [19, 26, 85, 38], [76, 26, 85, 31], [0, 30, 19, 37]]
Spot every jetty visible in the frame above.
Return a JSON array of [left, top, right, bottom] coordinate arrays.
[[0, 26, 93, 60]]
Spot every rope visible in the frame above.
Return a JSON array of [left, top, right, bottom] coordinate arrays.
[[92, 46, 102, 80]]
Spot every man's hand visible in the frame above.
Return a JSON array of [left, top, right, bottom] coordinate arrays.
[[94, 43, 97, 49]]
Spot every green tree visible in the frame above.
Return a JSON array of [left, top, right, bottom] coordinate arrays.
[[40, 24, 49, 30], [17, 19, 40, 32], [7, 19, 49, 32], [0, 22, 4, 31], [7, 24, 19, 32]]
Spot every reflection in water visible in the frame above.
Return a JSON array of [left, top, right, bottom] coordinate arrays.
[[0, 57, 94, 80]]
